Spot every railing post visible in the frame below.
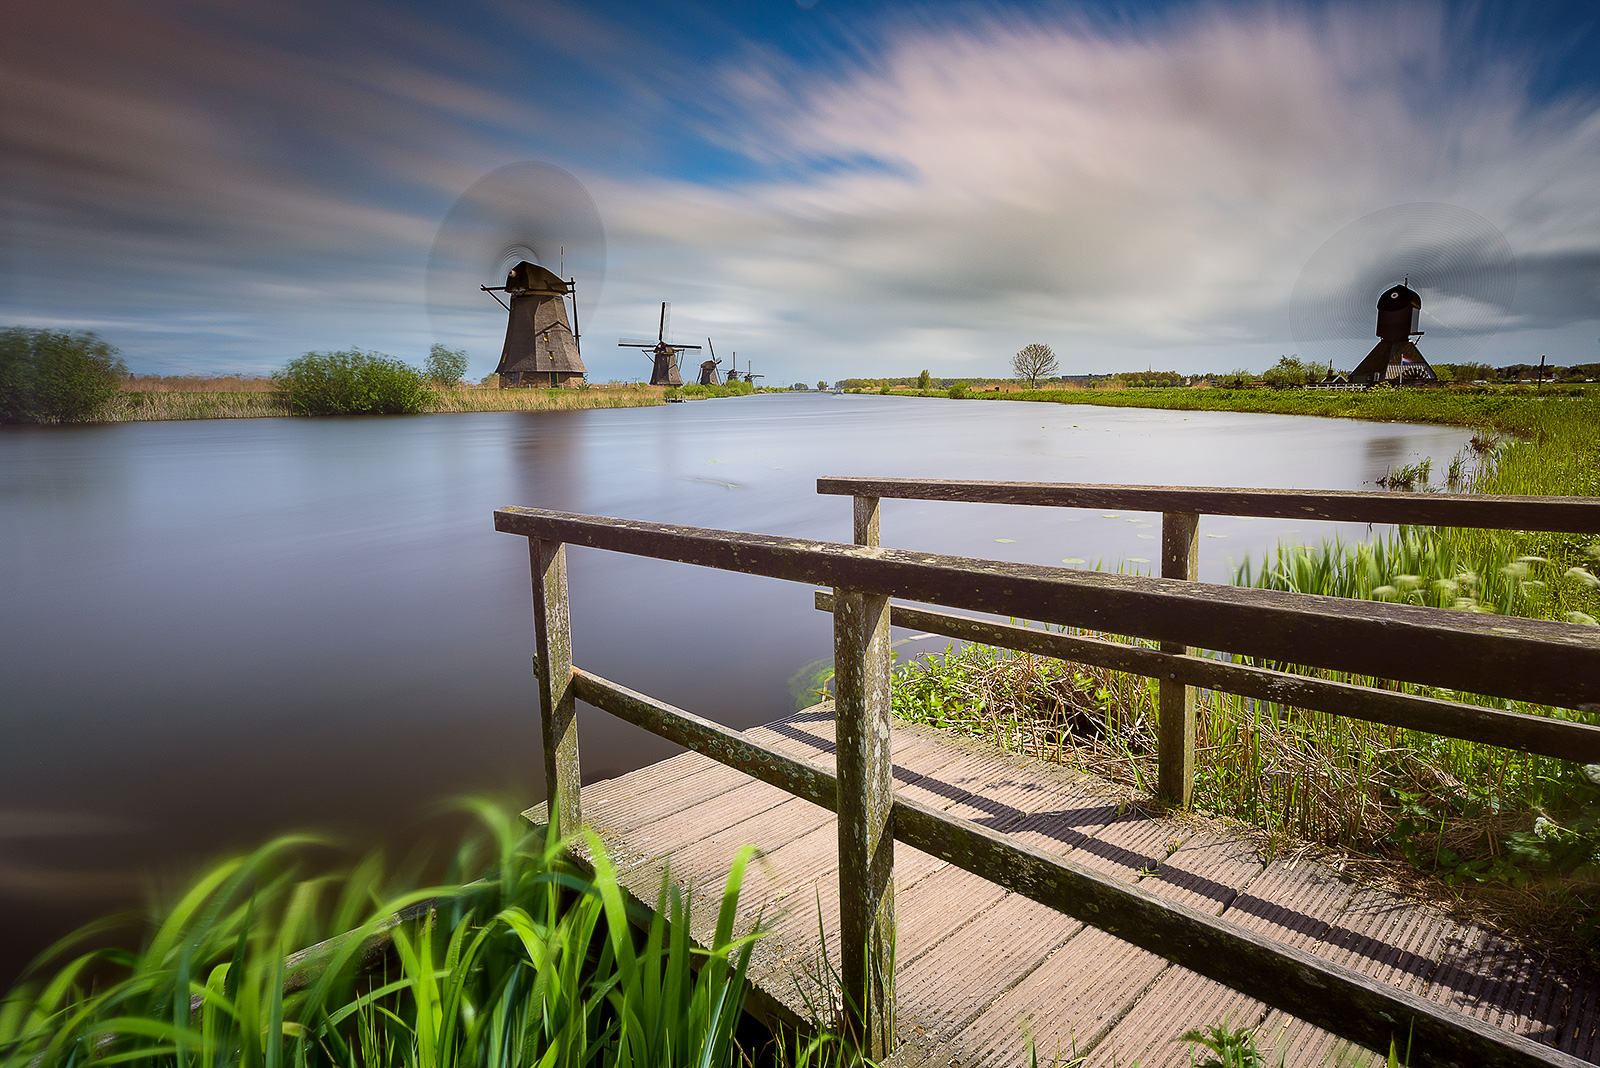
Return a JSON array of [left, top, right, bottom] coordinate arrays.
[[853, 494, 880, 547], [530, 537, 581, 836], [833, 583, 895, 1059], [1158, 511, 1200, 807]]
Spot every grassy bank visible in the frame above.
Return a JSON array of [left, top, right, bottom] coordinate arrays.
[[888, 384, 1600, 956], [94, 381, 672, 421]]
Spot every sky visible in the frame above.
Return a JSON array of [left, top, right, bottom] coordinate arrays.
[[3, 0, 1599, 384]]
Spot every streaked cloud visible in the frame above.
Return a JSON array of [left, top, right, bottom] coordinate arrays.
[[2, 1, 1597, 380]]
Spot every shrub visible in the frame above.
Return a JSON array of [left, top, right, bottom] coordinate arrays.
[[424, 343, 469, 387], [947, 382, 970, 399], [0, 327, 127, 423], [273, 349, 433, 415]]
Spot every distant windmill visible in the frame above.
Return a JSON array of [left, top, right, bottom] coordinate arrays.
[[481, 261, 586, 388], [697, 338, 722, 385], [619, 303, 702, 386], [1291, 203, 1515, 388], [724, 352, 741, 384], [1349, 280, 1436, 385]]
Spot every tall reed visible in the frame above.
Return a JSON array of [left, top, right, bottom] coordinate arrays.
[[0, 803, 769, 1068]]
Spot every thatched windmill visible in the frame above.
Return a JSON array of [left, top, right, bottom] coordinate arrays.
[[482, 261, 586, 388], [619, 303, 701, 386]]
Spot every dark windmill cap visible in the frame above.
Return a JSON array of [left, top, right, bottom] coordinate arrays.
[[1377, 283, 1422, 310], [505, 261, 572, 297]]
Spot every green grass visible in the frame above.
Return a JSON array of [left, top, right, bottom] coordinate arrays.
[[887, 384, 1600, 955], [0, 803, 792, 1068]]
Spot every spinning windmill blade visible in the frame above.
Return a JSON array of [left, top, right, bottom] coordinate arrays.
[[1290, 203, 1516, 379], [426, 161, 605, 358]]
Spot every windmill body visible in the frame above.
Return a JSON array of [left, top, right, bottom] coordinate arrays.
[[490, 261, 586, 388], [619, 303, 701, 386], [1350, 283, 1437, 386]]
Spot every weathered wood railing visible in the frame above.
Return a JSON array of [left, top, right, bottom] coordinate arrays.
[[817, 476, 1600, 806], [495, 500, 1600, 1068]]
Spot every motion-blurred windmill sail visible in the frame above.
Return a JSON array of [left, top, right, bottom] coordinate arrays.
[[619, 302, 701, 386], [482, 261, 586, 388], [425, 161, 605, 388], [697, 338, 722, 386], [1291, 203, 1515, 389]]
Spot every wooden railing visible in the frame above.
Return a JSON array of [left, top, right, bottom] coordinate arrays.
[[495, 489, 1600, 1068], [817, 476, 1600, 806]]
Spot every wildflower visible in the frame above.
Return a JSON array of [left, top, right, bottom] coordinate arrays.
[[1501, 561, 1530, 580], [1432, 578, 1459, 596], [1372, 585, 1399, 600], [1516, 555, 1549, 566], [1456, 571, 1479, 589], [1395, 574, 1423, 591]]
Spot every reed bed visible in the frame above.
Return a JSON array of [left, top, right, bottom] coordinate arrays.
[[428, 386, 664, 413], [102, 390, 295, 421], [890, 387, 1600, 955]]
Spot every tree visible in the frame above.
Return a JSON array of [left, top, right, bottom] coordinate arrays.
[[425, 343, 469, 387], [0, 327, 127, 423], [817, 380, 828, 391], [917, 368, 931, 390], [273, 349, 433, 415], [1261, 355, 1314, 389], [1012, 343, 1058, 388]]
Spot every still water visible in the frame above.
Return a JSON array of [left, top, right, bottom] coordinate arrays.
[[0, 393, 1472, 977]]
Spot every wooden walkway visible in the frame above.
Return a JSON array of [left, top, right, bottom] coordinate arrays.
[[528, 705, 1600, 1067]]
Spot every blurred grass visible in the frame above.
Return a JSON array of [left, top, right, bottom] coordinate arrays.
[[0, 803, 807, 1068]]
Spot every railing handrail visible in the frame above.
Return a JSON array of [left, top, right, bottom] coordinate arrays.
[[816, 476, 1600, 534], [493, 507, 1600, 711], [498, 497, 1600, 1067]]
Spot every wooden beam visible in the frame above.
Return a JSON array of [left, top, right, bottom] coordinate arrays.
[[529, 538, 581, 836], [1159, 511, 1199, 806], [815, 477, 1600, 534], [832, 588, 896, 1059], [559, 668, 1581, 1066], [495, 509, 1600, 710], [812, 594, 1600, 763], [569, 669, 836, 810]]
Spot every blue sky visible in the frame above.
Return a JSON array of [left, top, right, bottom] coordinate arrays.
[[3, 0, 1598, 382]]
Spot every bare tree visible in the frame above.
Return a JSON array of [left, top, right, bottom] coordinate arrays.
[[1012, 343, 1059, 388]]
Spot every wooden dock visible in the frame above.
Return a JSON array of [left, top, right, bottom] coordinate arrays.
[[530, 704, 1600, 1068]]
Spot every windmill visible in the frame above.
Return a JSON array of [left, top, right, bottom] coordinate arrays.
[[480, 261, 585, 388], [724, 352, 741, 384], [697, 338, 722, 385], [425, 161, 605, 389], [619, 303, 702, 386], [1291, 203, 1515, 388]]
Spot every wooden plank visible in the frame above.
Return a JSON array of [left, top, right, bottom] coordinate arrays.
[[1159, 510, 1199, 806], [893, 892, 1082, 1044], [816, 596, 1600, 762], [494, 509, 1600, 710], [1087, 968, 1268, 1068], [956, 925, 1170, 1066], [890, 794, 1589, 1066], [571, 669, 838, 812], [529, 538, 581, 835], [814, 477, 1600, 534], [1137, 828, 1266, 914]]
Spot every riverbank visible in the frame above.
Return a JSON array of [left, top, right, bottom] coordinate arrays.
[[886, 383, 1600, 960], [102, 382, 673, 421]]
